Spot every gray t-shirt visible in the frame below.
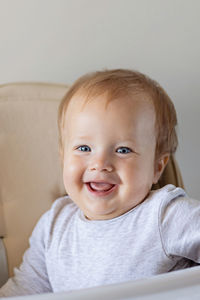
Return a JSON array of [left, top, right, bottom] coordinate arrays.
[[0, 184, 200, 297]]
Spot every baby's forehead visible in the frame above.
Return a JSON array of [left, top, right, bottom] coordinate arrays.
[[63, 92, 156, 141], [66, 90, 154, 115], [62, 91, 157, 149]]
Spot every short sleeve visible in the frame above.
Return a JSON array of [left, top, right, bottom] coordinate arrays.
[[159, 195, 200, 263], [0, 211, 52, 297]]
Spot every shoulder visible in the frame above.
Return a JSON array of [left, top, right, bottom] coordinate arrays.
[[156, 184, 200, 232], [146, 184, 186, 211], [30, 196, 79, 246], [155, 185, 200, 260], [138, 184, 186, 216], [46, 196, 79, 229], [38, 196, 78, 225], [140, 184, 187, 228], [49, 195, 78, 218], [156, 184, 199, 217], [150, 184, 186, 202]]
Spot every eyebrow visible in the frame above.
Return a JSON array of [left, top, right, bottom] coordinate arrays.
[[68, 136, 92, 143], [70, 137, 137, 143], [119, 139, 136, 144], [70, 136, 92, 140]]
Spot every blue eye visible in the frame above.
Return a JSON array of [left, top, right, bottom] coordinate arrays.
[[77, 145, 91, 152], [116, 147, 132, 154]]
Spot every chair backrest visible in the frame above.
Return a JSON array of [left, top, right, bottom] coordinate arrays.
[[0, 82, 184, 280], [0, 83, 67, 278]]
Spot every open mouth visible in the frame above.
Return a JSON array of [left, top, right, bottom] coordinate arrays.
[[85, 182, 117, 196]]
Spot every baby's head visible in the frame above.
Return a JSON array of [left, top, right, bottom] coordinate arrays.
[[58, 69, 178, 220]]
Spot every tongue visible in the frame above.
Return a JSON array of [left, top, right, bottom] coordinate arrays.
[[90, 182, 114, 191]]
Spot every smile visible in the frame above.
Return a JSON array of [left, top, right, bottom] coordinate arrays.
[[85, 182, 117, 197]]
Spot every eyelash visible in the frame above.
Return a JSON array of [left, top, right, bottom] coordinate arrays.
[[76, 145, 133, 154]]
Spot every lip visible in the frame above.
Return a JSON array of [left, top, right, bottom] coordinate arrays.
[[85, 182, 118, 197]]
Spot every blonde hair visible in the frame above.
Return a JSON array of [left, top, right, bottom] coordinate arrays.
[[58, 69, 178, 159]]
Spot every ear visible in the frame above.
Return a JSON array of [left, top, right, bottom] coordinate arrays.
[[153, 153, 170, 184]]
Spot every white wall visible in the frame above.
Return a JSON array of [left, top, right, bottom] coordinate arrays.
[[0, 0, 200, 198]]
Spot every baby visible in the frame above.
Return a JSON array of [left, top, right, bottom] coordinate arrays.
[[0, 69, 200, 297]]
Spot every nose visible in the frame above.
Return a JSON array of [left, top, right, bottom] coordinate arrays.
[[89, 153, 114, 172]]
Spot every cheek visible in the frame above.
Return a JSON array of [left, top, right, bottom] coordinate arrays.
[[63, 156, 84, 189], [122, 156, 155, 185]]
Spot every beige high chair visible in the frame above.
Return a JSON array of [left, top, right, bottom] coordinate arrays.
[[0, 83, 184, 287]]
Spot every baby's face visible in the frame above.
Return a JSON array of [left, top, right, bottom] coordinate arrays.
[[62, 93, 161, 220]]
